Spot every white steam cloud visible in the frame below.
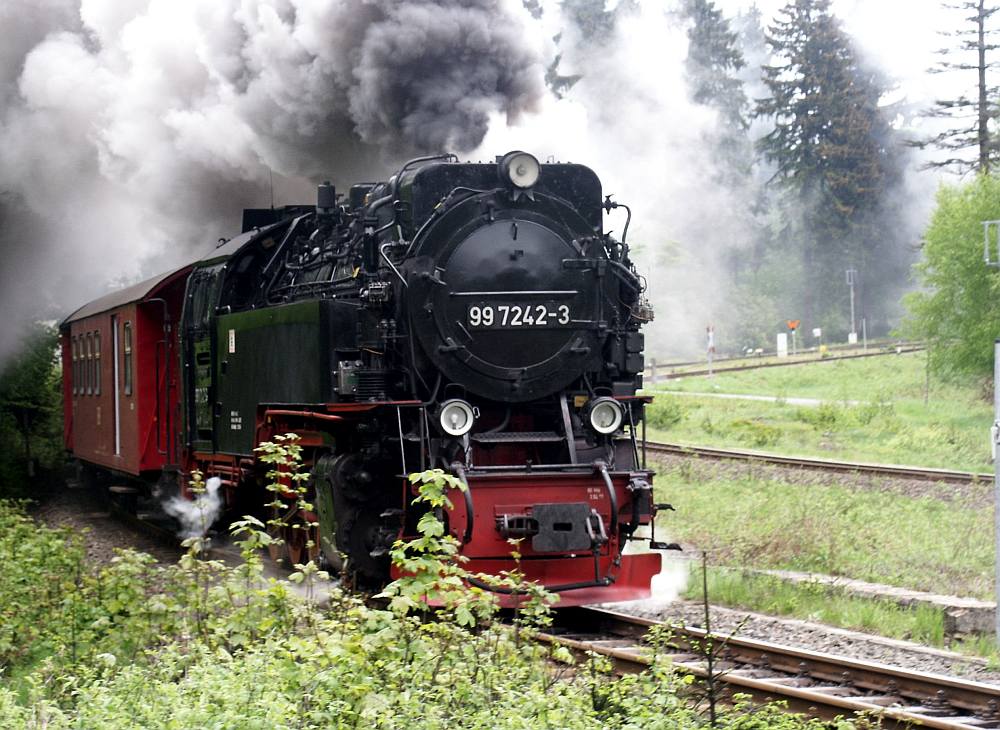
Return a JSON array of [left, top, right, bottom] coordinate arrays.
[[0, 0, 545, 360], [164, 475, 223, 539]]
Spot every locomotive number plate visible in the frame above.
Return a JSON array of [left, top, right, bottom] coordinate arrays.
[[467, 302, 572, 329]]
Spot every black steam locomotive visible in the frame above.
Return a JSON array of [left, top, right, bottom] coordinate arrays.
[[62, 151, 667, 605]]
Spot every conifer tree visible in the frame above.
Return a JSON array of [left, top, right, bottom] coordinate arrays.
[[682, 0, 755, 189], [755, 0, 902, 331], [682, 0, 748, 132], [0, 324, 60, 481], [545, 0, 638, 96], [560, 0, 630, 41], [733, 4, 770, 106], [910, 1, 1000, 174]]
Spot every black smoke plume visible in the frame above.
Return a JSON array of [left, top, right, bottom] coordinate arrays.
[[0, 0, 544, 361]]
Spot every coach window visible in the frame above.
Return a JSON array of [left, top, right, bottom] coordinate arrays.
[[85, 333, 93, 395], [124, 322, 133, 396], [94, 332, 101, 396], [71, 337, 77, 395]]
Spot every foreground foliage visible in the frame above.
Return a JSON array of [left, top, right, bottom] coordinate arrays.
[[0, 491, 856, 728]]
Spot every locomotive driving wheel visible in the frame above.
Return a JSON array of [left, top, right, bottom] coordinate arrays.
[[266, 504, 288, 563], [285, 524, 306, 566], [266, 504, 319, 566]]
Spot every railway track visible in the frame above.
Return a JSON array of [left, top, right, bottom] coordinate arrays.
[[645, 441, 993, 486], [541, 606, 1000, 728], [649, 340, 921, 371], [647, 345, 924, 381]]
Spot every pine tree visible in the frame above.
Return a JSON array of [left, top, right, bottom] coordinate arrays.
[[560, 0, 623, 41], [733, 4, 770, 106], [731, 4, 779, 273], [522, 0, 543, 19], [545, 0, 638, 95], [682, 0, 748, 132], [680, 0, 758, 272], [910, 1, 1000, 174], [755, 0, 903, 332]]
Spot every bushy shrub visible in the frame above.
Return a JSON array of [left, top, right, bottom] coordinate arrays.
[[646, 396, 687, 430], [794, 403, 842, 430], [851, 400, 894, 426], [727, 419, 782, 448]]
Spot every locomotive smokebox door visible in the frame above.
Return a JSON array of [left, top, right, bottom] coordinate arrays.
[[406, 207, 607, 401]]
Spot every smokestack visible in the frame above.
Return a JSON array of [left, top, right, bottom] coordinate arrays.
[[317, 181, 337, 217]]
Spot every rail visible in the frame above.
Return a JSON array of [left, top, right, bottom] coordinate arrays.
[[646, 345, 924, 382], [645, 441, 992, 486]]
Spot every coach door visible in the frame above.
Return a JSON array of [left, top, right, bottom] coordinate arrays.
[[111, 315, 121, 455], [182, 264, 224, 452]]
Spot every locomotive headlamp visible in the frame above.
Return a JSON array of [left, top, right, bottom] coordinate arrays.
[[499, 151, 541, 189], [438, 399, 476, 437], [586, 397, 624, 435]]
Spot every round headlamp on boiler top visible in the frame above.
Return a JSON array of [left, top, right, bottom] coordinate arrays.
[[498, 150, 541, 189]]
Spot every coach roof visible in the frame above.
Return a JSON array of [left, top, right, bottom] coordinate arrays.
[[61, 221, 289, 326]]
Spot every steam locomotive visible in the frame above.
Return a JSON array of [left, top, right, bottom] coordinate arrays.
[[61, 152, 669, 605]]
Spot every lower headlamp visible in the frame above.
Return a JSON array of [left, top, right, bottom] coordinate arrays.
[[438, 399, 476, 437], [586, 397, 624, 435]]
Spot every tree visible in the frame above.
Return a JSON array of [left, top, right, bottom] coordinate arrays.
[[755, 0, 904, 332], [909, 1, 1000, 174], [680, 0, 771, 315], [559, 0, 632, 41], [733, 4, 771, 108], [681, 0, 755, 193], [543, 1, 637, 97], [0, 324, 61, 483], [902, 175, 1000, 380], [682, 0, 748, 132]]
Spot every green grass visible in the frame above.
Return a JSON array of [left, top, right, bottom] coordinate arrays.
[[684, 567, 947, 647], [645, 351, 993, 472], [656, 463, 993, 599]]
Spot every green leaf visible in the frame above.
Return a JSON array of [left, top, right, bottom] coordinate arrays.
[[416, 512, 445, 537]]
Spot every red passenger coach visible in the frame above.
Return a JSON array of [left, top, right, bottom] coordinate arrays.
[[61, 267, 191, 477]]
